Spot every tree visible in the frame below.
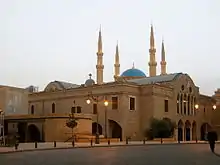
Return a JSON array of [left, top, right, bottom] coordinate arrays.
[[66, 114, 78, 140], [66, 118, 78, 129], [145, 118, 176, 140]]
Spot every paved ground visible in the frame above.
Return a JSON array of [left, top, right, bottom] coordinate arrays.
[[0, 141, 213, 153], [0, 144, 220, 165]]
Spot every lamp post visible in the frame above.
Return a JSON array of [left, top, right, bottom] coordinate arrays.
[[104, 100, 109, 138], [212, 105, 216, 110], [195, 104, 199, 112], [86, 92, 108, 144], [0, 109, 5, 146]]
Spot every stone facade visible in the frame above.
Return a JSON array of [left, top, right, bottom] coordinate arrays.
[[2, 25, 219, 142], [24, 72, 217, 142], [0, 86, 29, 115]]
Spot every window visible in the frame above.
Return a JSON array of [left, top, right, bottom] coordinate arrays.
[[31, 105, 34, 114], [164, 100, 169, 112], [112, 97, 118, 110], [181, 85, 184, 91], [52, 103, 56, 113], [177, 94, 179, 113], [180, 94, 183, 114], [129, 97, 135, 110], [77, 106, 82, 113], [183, 94, 187, 114], [187, 95, 190, 115], [189, 87, 192, 93], [71, 107, 76, 113], [93, 104, 97, 114]]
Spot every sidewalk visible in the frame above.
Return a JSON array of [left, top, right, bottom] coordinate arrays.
[[0, 140, 216, 154]]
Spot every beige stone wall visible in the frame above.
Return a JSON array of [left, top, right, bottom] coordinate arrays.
[[0, 86, 28, 115], [7, 122, 18, 134], [27, 74, 217, 141], [0, 88, 7, 112], [44, 118, 92, 142]]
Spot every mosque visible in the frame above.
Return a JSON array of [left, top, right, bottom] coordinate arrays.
[[4, 25, 218, 142]]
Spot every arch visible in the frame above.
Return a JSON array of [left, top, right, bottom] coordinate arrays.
[[27, 124, 41, 142], [190, 95, 194, 115], [183, 94, 187, 114], [177, 120, 184, 141], [200, 123, 211, 140], [177, 94, 180, 114], [92, 122, 102, 135], [180, 94, 183, 114], [187, 95, 190, 115], [17, 122, 28, 142], [192, 121, 197, 140], [193, 97, 196, 115], [52, 103, 56, 113], [185, 120, 191, 141], [108, 120, 122, 141]]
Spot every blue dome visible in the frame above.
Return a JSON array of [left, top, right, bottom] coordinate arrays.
[[121, 68, 146, 77]]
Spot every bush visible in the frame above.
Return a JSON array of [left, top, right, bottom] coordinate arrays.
[[145, 118, 176, 139]]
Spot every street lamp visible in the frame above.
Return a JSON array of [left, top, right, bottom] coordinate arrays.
[[195, 104, 199, 110], [104, 100, 109, 138], [212, 105, 216, 110], [0, 109, 5, 146], [86, 92, 108, 144], [194, 104, 199, 115]]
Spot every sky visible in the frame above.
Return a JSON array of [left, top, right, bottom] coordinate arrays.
[[0, 0, 219, 95]]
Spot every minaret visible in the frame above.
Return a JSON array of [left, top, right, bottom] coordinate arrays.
[[160, 39, 167, 75], [148, 25, 157, 77], [96, 26, 104, 84], [114, 42, 120, 81]]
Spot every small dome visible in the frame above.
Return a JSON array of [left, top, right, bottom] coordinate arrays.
[[121, 68, 146, 77], [85, 73, 95, 86]]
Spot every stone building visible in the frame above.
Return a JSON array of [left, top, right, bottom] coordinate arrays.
[[3, 25, 218, 142]]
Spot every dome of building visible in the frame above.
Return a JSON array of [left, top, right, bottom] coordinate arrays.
[[121, 68, 146, 77], [85, 73, 95, 86]]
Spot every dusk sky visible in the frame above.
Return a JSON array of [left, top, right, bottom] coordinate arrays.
[[0, 0, 219, 95]]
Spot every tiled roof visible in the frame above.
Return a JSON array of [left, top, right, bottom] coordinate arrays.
[[54, 81, 80, 89], [127, 73, 183, 85]]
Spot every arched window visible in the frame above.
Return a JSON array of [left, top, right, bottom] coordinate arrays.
[[187, 95, 190, 115], [177, 94, 180, 114], [184, 94, 187, 114], [77, 106, 82, 113], [193, 97, 196, 115], [180, 94, 183, 114], [190, 95, 194, 115], [52, 103, 56, 113], [31, 105, 34, 114]]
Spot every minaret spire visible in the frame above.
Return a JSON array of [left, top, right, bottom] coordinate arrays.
[[114, 41, 120, 81], [160, 39, 167, 75], [98, 25, 102, 54], [96, 25, 104, 84], [148, 24, 157, 77]]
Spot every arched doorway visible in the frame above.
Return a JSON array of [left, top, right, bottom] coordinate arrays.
[[178, 120, 183, 141], [17, 122, 27, 142], [192, 121, 197, 140], [185, 120, 191, 141], [109, 120, 122, 141], [27, 124, 41, 142], [92, 122, 102, 135], [200, 123, 211, 140]]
